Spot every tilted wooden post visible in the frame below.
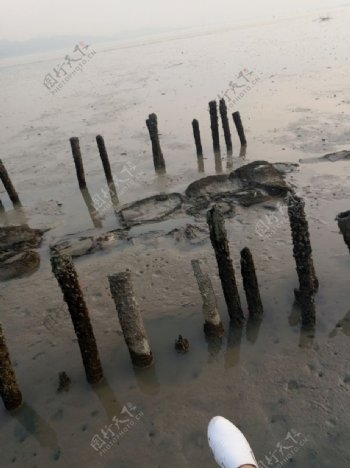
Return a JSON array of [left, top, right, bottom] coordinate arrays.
[[240, 247, 264, 319], [191, 259, 224, 337], [192, 119, 204, 172], [96, 135, 119, 205], [232, 111, 247, 146], [219, 99, 233, 153], [192, 119, 203, 157], [51, 254, 104, 384], [209, 101, 220, 153], [70, 137, 87, 190], [0, 323, 23, 410], [207, 206, 244, 325], [108, 271, 153, 368], [146, 113, 166, 174], [80, 187, 103, 228], [287, 194, 318, 328], [0, 159, 21, 207]]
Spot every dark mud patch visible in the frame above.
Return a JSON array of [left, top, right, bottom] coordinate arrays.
[[0, 225, 44, 281], [50, 229, 128, 258], [50, 161, 291, 259], [119, 193, 184, 227], [300, 150, 350, 163]]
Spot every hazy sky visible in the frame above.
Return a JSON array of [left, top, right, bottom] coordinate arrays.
[[0, 0, 347, 41]]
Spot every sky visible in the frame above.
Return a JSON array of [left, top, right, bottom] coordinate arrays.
[[0, 0, 348, 41]]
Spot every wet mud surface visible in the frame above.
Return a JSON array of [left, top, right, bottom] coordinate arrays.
[[1, 6, 350, 468]]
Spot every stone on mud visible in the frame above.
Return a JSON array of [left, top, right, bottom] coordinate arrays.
[[231, 160, 289, 197], [167, 224, 209, 245], [50, 229, 128, 258], [272, 162, 299, 174], [0, 225, 44, 281], [0, 225, 43, 251], [185, 160, 289, 214], [0, 250, 40, 281], [119, 193, 184, 227], [185, 174, 238, 199]]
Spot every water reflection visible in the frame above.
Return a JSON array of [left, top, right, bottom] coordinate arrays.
[[91, 378, 123, 421], [0, 207, 9, 225], [80, 188, 103, 228], [206, 334, 223, 360], [224, 324, 243, 369], [298, 327, 315, 348], [214, 151, 223, 174], [197, 156, 205, 173], [246, 317, 263, 344], [12, 402, 59, 451], [239, 145, 247, 159], [0, 205, 28, 227], [288, 301, 301, 327], [226, 149, 233, 171], [132, 364, 160, 396], [288, 301, 316, 347]]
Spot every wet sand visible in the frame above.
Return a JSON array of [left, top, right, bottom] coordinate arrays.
[[1, 5, 350, 468]]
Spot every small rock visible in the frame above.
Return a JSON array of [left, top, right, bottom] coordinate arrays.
[[175, 335, 190, 353], [57, 372, 71, 393]]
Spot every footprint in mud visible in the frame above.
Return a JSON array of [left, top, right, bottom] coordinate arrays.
[[287, 379, 304, 391]]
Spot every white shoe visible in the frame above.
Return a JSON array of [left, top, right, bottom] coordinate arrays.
[[208, 416, 258, 468]]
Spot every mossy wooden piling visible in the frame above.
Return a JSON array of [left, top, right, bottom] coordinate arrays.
[[108, 271, 153, 368], [51, 254, 104, 384], [207, 206, 244, 325]]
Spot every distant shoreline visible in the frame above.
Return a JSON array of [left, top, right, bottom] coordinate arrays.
[[0, 2, 348, 66]]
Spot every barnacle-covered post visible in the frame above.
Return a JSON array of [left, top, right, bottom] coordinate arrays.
[[51, 254, 104, 384], [191, 259, 224, 337], [207, 206, 244, 325], [108, 271, 153, 368], [0, 323, 23, 410]]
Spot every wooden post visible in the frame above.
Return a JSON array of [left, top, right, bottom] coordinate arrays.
[[206, 206, 244, 325], [209, 101, 220, 153], [80, 188, 103, 228], [0, 323, 22, 410], [336, 210, 350, 252], [0, 159, 21, 207], [287, 194, 318, 328], [239, 145, 247, 159], [108, 271, 153, 368], [219, 99, 233, 153], [240, 247, 264, 319], [232, 112, 247, 146], [191, 259, 224, 337], [192, 119, 204, 172], [192, 119, 203, 157], [146, 113, 166, 174], [51, 254, 104, 384], [70, 137, 87, 190], [96, 135, 119, 205]]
